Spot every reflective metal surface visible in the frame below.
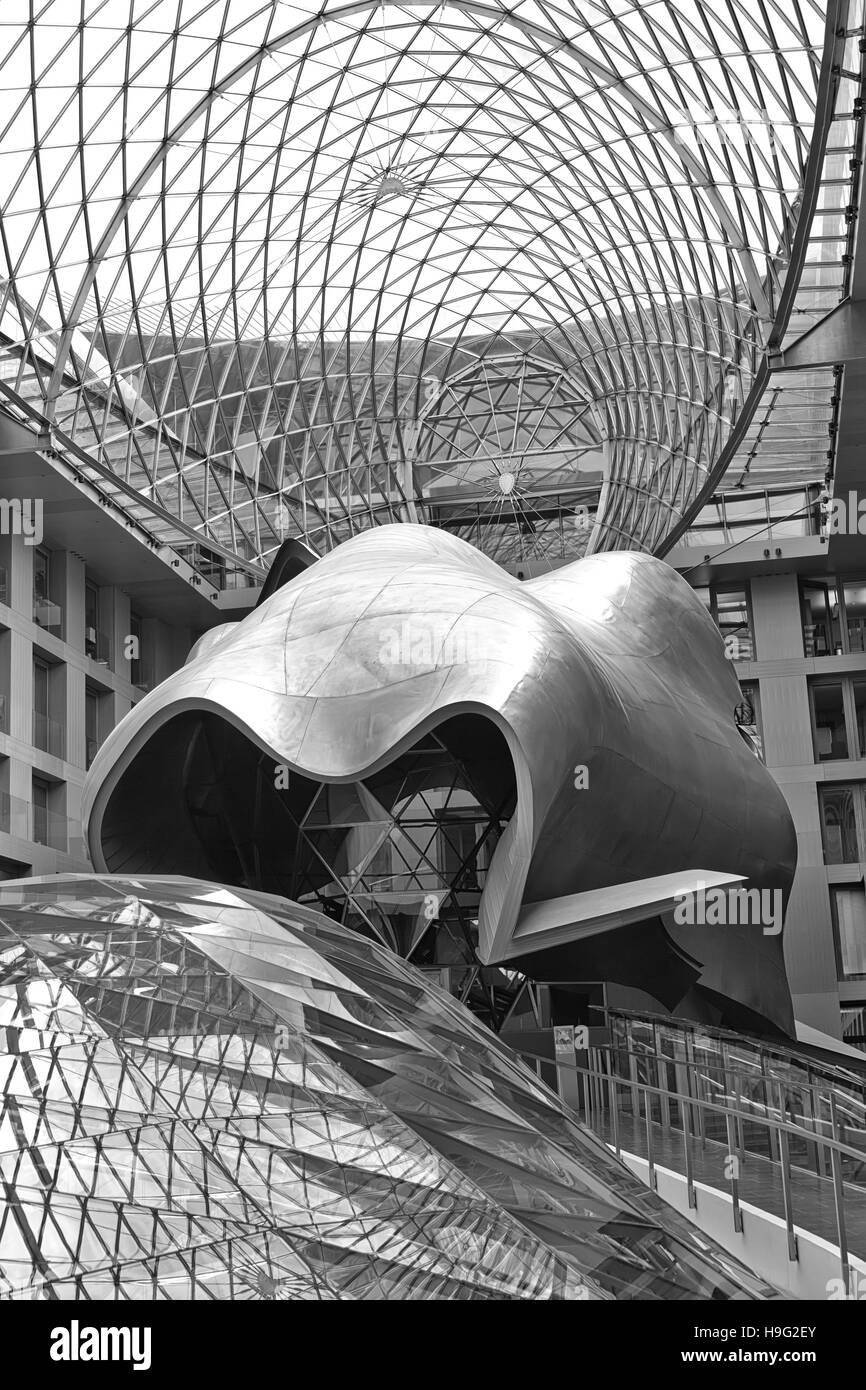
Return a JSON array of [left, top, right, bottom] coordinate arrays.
[[0, 874, 786, 1300], [85, 523, 797, 1034]]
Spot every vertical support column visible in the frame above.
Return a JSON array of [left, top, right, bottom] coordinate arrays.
[[777, 1082, 799, 1265], [724, 1112, 744, 1233], [682, 1100, 697, 1209], [554, 1026, 581, 1113], [829, 1093, 851, 1296], [628, 1050, 640, 1119], [645, 1090, 657, 1191], [607, 1051, 621, 1158]]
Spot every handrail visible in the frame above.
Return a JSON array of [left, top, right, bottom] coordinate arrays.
[[599, 1038, 866, 1134], [602, 1004, 866, 1095], [549, 1044, 864, 1296], [559, 1051, 866, 1170]]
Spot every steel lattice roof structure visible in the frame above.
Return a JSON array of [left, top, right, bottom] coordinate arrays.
[[0, 0, 861, 576]]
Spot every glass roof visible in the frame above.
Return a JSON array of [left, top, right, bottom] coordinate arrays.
[[0, 0, 850, 570]]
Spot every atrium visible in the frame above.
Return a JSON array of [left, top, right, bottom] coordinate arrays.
[[0, 0, 864, 1315]]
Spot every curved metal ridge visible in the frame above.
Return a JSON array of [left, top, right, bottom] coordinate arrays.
[[84, 522, 798, 1032], [655, 0, 852, 558]]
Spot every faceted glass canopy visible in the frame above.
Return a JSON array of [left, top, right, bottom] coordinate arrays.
[[0, 0, 853, 570], [0, 875, 782, 1299]]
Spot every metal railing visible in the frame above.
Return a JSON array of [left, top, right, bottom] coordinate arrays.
[[506, 1001, 866, 1295], [565, 1047, 864, 1292]]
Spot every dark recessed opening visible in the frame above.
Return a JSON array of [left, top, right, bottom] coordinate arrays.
[[100, 711, 516, 964]]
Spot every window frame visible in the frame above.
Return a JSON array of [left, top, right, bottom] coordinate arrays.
[[800, 573, 866, 657], [33, 546, 51, 601], [817, 782, 866, 864], [809, 675, 866, 762], [709, 581, 756, 661], [830, 884, 866, 982]]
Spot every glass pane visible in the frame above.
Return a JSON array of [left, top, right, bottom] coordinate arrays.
[[724, 496, 768, 523], [714, 587, 754, 659], [812, 682, 848, 760], [85, 692, 98, 742], [33, 663, 48, 716], [833, 888, 866, 978], [771, 515, 813, 538], [843, 578, 866, 654], [736, 681, 763, 761], [819, 786, 859, 863], [33, 550, 49, 599], [801, 581, 839, 656], [85, 583, 99, 630], [855, 680, 866, 758]]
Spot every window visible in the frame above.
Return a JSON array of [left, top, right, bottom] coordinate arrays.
[[129, 610, 145, 687], [810, 677, 866, 762], [178, 543, 226, 588], [33, 548, 49, 602], [691, 582, 755, 659], [0, 855, 29, 880], [713, 586, 754, 660], [85, 688, 99, 770], [30, 776, 65, 852], [801, 575, 866, 657], [32, 659, 63, 758], [844, 579, 866, 654], [735, 681, 763, 761], [31, 776, 48, 846], [832, 886, 866, 980], [33, 659, 48, 717], [811, 682, 848, 760], [684, 487, 820, 548], [841, 1005, 866, 1054], [85, 580, 99, 659], [818, 785, 863, 864], [32, 547, 61, 633], [84, 579, 109, 664], [855, 680, 866, 759]]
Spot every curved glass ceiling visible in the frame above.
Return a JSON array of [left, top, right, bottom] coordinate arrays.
[[0, 0, 848, 571]]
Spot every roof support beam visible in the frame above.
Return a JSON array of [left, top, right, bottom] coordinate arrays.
[[42, 0, 782, 420], [768, 299, 866, 371]]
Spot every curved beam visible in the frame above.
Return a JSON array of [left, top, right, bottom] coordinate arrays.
[[656, 0, 849, 558], [45, 0, 780, 416]]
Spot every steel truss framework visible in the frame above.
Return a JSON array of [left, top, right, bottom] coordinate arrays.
[[185, 717, 517, 1022], [0, 0, 860, 570]]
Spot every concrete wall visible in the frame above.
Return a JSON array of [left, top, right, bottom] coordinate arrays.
[[0, 529, 198, 876], [689, 565, 866, 1041]]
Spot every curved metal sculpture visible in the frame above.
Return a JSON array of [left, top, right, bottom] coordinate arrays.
[[85, 524, 797, 1035]]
